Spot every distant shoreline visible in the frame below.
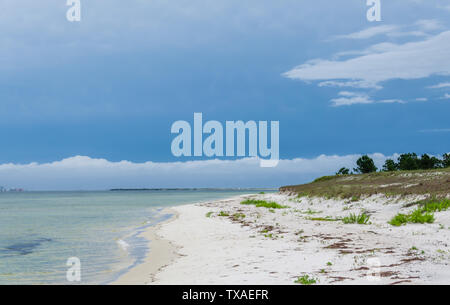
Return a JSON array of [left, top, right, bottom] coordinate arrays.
[[109, 188, 278, 192]]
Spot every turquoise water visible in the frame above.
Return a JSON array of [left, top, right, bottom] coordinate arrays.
[[0, 190, 268, 284]]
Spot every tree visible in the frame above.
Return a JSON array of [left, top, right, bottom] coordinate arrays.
[[443, 153, 450, 168], [397, 153, 420, 171], [382, 159, 398, 172], [336, 167, 350, 175], [419, 154, 441, 169], [354, 155, 377, 174]]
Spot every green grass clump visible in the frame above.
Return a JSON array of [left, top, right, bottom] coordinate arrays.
[[241, 199, 287, 209], [294, 275, 317, 285], [342, 213, 371, 224], [218, 211, 230, 217], [389, 207, 435, 226], [408, 209, 435, 224], [232, 213, 245, 220], [205, 211, 213, 218], [419, 198, 450, 213], [389, 213, 409, 226], [307, 216, 339, 222], [389, 198, 449, 226]]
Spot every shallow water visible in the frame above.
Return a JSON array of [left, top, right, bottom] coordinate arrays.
[[0, 190, 267, 284]]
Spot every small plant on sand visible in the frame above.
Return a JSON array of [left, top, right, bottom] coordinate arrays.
[[294, 275, 317, 285], [241, 199, 287, 209], [205, 211, 213, 218], [327, 262, 332, 266], [232, 213, 245, 220], [218, 211, 230, 217], [389, 207, 435, 226], [351, 195, 360, 202], [419, 198, 450, 213], [342, 213, 371, 224], [307, 216, 339, 222]]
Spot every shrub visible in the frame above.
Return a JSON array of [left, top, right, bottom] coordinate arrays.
[[336, 167, 350, 175]]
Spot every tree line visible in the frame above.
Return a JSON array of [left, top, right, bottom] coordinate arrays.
[[336, 153, 450, 175]]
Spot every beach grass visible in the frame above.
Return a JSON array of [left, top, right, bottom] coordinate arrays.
[[342, 213, 371, 224], [294, 275, 317, 285], [241, 199, 287, 209], [389, 198, 449, 226]]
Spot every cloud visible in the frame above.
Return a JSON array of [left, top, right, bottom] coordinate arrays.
[[330, 91, 405, 107], [0, 154, 394, 190], [318, 80, 382, 90], [415, 19, 444, 31], [333, 25, 399, 40], [428, 82, 450, 89], [442, 93, 450, 99], [332, 21, 442, 41], [284, 31, 450, 88], [419, 128, 450, 133]]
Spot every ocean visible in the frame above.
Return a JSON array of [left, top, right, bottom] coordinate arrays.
[[0, 189, 269, 284]]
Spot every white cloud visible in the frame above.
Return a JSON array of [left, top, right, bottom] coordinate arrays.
[[415, 19, 444, 31], [415, 97, 428, 102], [333, 25, 398, 40], [428, 82, 450, 89], [419, 128, 450, 133], [318, 80, 382, 90], [442, 93, 450, 99], [330, 91, 405, 107], [0, 154, 394, 191], [284, 31, 450, 87]]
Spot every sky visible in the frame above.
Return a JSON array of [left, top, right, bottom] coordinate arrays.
[[0, 0, 449, 190]]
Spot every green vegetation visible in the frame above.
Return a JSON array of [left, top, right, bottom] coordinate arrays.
[[336, 167, 350, 175], [327, 262, 332, 266], [241, 199, 287, 209], [384, 153, 450, 172], [354, 155, 378, 174], [294, 275, 317, 285], [419, 198, 450, 213], [307, 216, 339, 222], [342, 213, 371, 224], [389, 209, 434, 226], [313, 175, 335, 183], [218, 211, 230, 217], [205, 211, 213, 218], [390, 198, 449, 226], [232, 213, 246, 220], [280, 166, 450, 199]]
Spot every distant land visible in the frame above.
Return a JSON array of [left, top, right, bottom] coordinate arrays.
[[109, 188, 277, 192]]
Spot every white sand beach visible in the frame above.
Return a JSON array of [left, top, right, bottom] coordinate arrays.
[[114, 193, 450, 285]]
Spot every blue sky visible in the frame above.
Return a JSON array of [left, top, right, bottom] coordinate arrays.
[[0, 1, 449, 189]]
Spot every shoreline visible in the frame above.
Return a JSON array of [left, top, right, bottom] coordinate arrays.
[[112, 208, 180, 285], [114, 193, 450, 285]]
